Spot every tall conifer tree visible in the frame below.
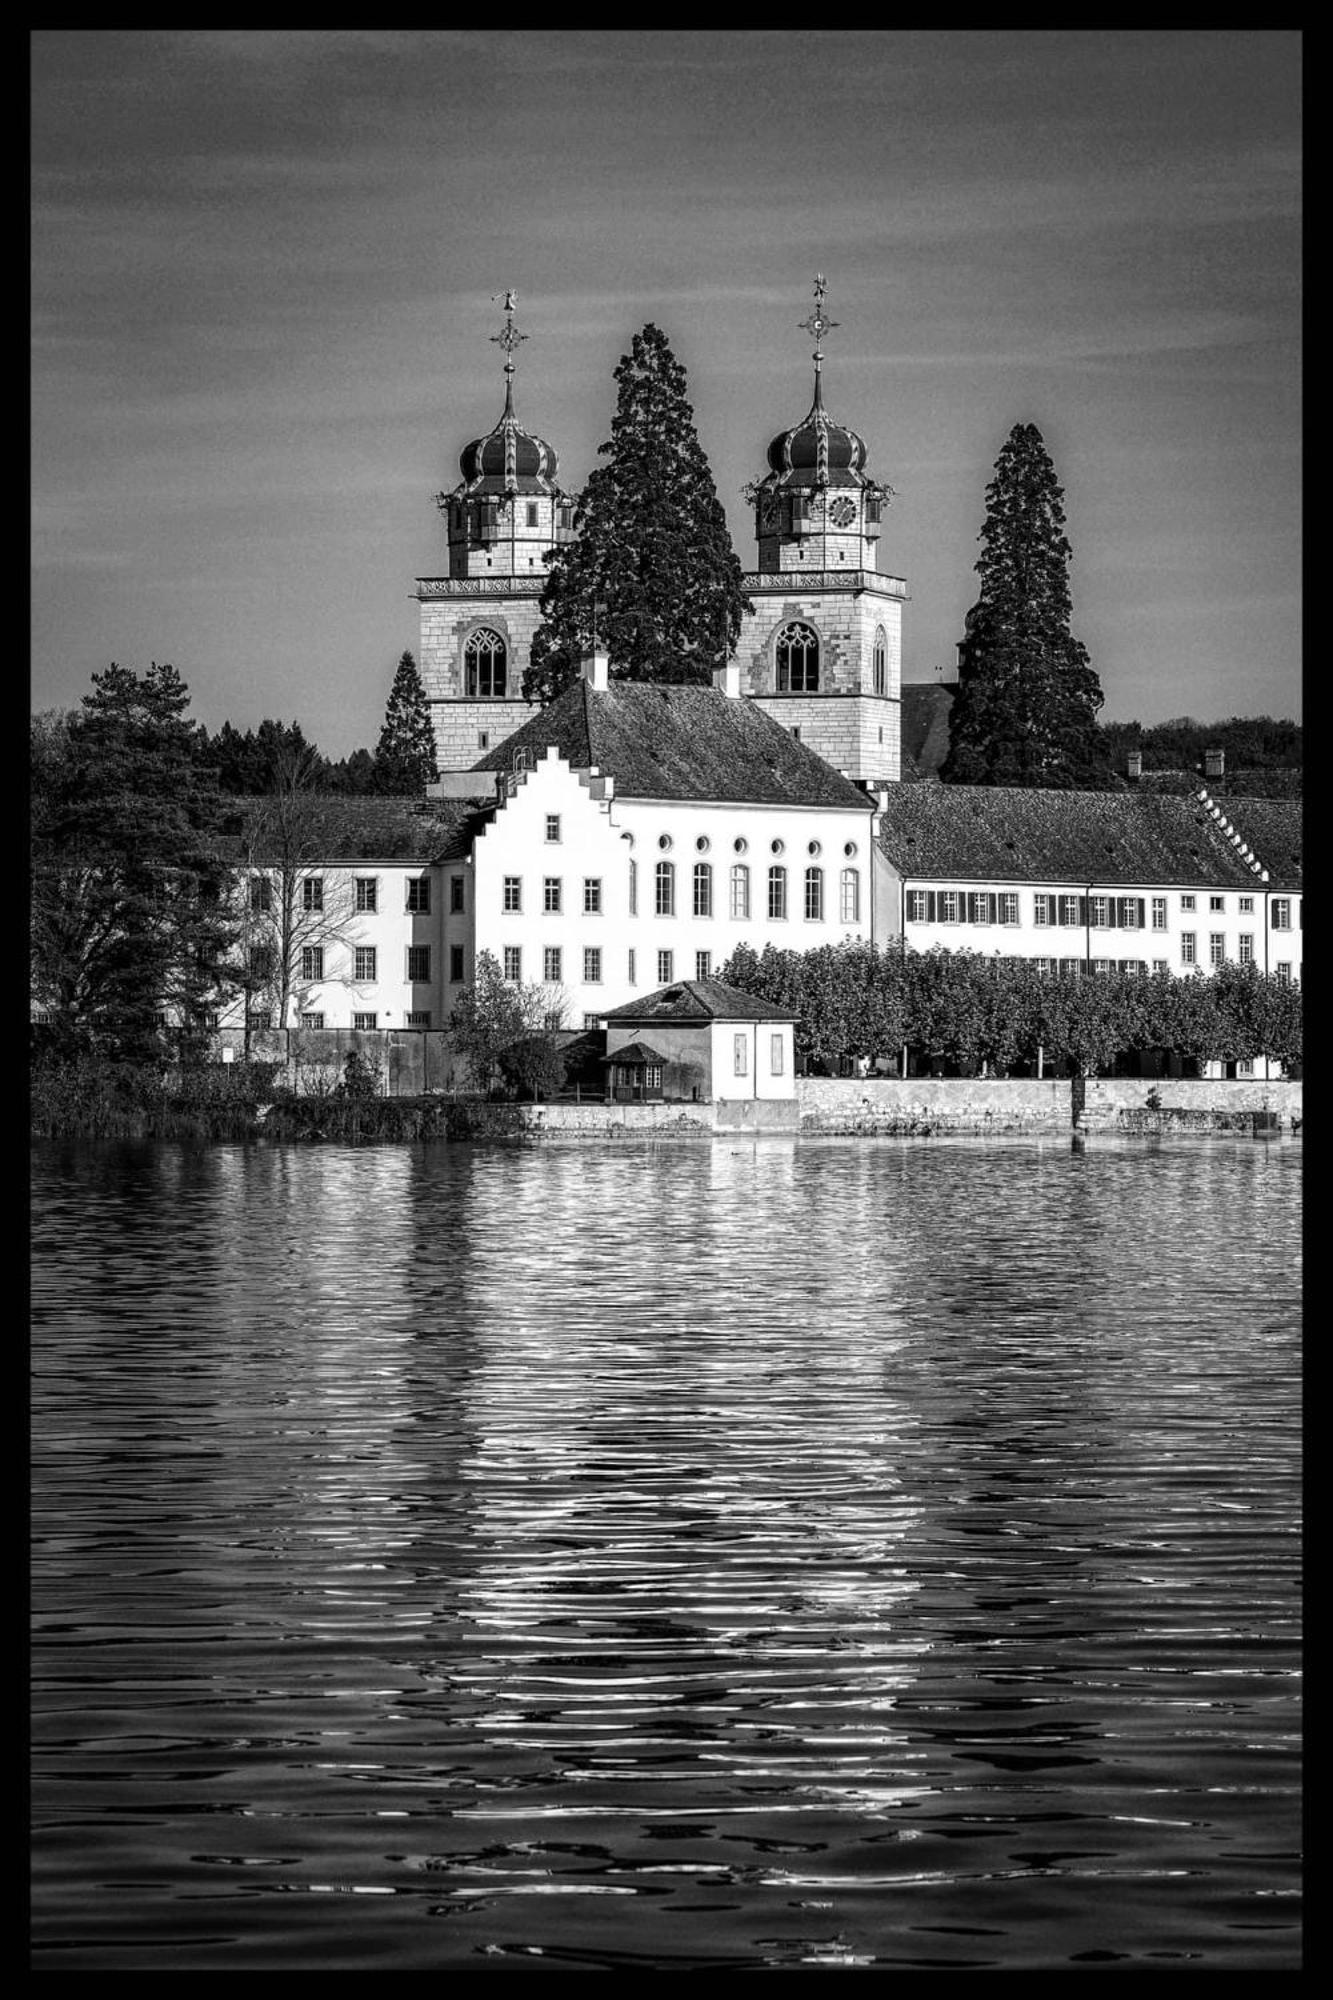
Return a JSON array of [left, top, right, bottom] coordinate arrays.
[[373, 650, 438, 793], [943, 423, 1110, 788], [523, 324, 750, 704]]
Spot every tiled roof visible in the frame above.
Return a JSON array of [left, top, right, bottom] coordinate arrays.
[[602, 979, 797, 1023], [900, 681, 955, 781], [216, 794, 494, 863], [473, 681, 872, 810], [876, 784, 1301, 892], [599, 1039, 671, 1066]]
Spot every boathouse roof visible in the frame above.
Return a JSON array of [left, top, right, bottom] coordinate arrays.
[[602, 979, 797, 1024]]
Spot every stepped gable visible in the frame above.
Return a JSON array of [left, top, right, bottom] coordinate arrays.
[[216, 794, 493, 864], [472, 681, 872, 810], [875, 785, 1301, 890], [602, 978, 796, 1023]]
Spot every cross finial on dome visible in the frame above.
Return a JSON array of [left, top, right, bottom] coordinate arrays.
[[490, 291, 529, 411], [798, 272, 839, 388]]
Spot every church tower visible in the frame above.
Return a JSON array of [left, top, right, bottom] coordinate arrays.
[[736, 277, 904, 784], [416, 294, 575, 772]]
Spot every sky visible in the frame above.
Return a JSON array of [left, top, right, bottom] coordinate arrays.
[[32, 29, 1301, 755]]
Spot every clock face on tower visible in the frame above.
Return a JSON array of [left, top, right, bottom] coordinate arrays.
[[760, 495, 781, 531], [828, 496, 856, 528]]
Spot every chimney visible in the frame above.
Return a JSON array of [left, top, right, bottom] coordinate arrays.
[[712, 660, 741, 698], [581, 648, 609, 692], [1126, 750, 1143, 780], [1205, 746, 1225, 780]]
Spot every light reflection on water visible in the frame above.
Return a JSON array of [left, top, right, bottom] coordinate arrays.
[[31, 1136, 1301, 1969]]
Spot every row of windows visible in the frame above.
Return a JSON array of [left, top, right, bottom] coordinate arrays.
[[250, 875, 431, 915], [909, 889, 1296, 930], [503, 946, 717, 988], [252, 945, 433, 985], [732, 1032, 785, 1078], [453, 624, 892, 701], [503, 863, 861, 922]]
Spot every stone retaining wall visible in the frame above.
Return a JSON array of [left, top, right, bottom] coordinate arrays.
[[795, 1077, 1302, 1136]]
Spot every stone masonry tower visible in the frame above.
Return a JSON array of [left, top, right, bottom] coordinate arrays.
[[736, 277, 904, 784], [416, 294, 576, 772]]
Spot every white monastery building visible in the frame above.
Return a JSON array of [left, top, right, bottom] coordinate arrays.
[[216, 284, 1300, 1044]]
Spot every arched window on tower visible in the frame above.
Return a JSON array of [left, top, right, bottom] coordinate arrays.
[[873, 627, 887, 696], [465, 628, 507, 699], [775, 621, 820, 694]]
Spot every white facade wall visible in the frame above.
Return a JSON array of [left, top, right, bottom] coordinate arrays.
[[710, 1019, 795, 1102], [889, 874, 1302, 979], [217, 860, 445, 1032], [464, 751, 877, 1028]]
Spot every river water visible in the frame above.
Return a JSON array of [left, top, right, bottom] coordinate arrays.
[[31, 1135, 1301, 1970]]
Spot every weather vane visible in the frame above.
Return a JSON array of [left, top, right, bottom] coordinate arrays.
[[490, 290, 529, 378], [798, 272, 839, 372]]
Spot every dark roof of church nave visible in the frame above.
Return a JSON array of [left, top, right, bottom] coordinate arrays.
[[472, 681, 872, 810], [875, 785, 1302, 892]]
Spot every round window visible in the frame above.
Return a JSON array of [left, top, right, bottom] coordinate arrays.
[[808, 840, 821, 857], [771, 838, 785, 856], [695, 835, 710, 853], [844, 841, 857, 857], [733, 836, 748, 854], [658, 834, 672, 851]]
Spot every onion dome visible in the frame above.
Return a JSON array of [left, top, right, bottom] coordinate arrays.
[[457, 378, 561, 495], [765, 374, 870, 490]]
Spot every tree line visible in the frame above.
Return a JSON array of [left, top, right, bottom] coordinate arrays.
[[718, 941, 1302, 1078]]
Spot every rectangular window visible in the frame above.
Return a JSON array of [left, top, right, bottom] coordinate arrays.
[[1091, 957, 1113, 976], [629, 858, 638, 915], [734, 1032, 748, 1077], [1122, 959, 1147, 977], [657, 949, 673, 984], [407, 945, 431, 982], [249, 875, 272, 914], [1209, 933, 1226, 967], [696, 950, 711, 981], [583, 946, 602, 983], [1119, 897, 1144, 929], [355, 877, 377, 913], [545, 815, 561, 843], [407, 1011, 431, 1028], [1239, 896, 1254, 915], [583, 1012, 600, 1029], [1210, 895, 1225, 912], [302, 876, 323, 914], [354, 945, 377, 982], [246, 1009, 271, 1031], [907, 889, 928, 923], [405, 876, 430, 914], [693, 862, 712, 918], [544, 945, 562, 983], [478, 731, 489, 750], [1271, 899, 1291, 930], [969, 891, 991, 925], [543, 876, 562, 913], [353, 1012, 377, 1031], [1090, 895, 1110, 928], [1276, 962, 1292, 984], [627, 948, 637, 985], [503, 876, 522, 913], [768, 866, 787, 919], [999, 892, 1018, 926], [301, 945, 324, 981], [831, 868, 855, 924], [300, 1011, 325, 1030], [804, 867, 823, 920], [1180, 894, 1196, 913], [449, 875, 465, 913], [731, 864, 751, 919], [1033, 957, 1054, 976], [1238, 932, 1254, 964], [503, 945, 522, 982], [1059, 893, 1080, 927], [1236, 1059, 1255, 1078], [1059, 958, 1082, 977], [1153, 958, 1168, 975], [449, 944, 464, 983], [1033, 894, 1051, 927], [583, 877, 602, 914], [1152, 897, 1167, 931], [770, 1033, 784, 1076], [526, 501, 539, 527], [1180, 932, 1196, 965], [655, 861, 675, 916], [939, 890, 959, 924]]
